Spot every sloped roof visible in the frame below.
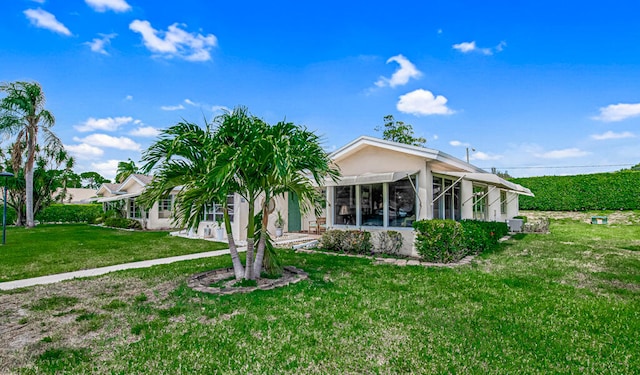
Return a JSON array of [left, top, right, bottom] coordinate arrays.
[[330, 136, 486, 173], [329, 136, 532, 196]]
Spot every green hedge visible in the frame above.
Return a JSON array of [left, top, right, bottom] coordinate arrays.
[[413, 219, 508, 263], [510, 171, 640, 211], [104, 217, 142, 229], [36, 204, 103, 223]]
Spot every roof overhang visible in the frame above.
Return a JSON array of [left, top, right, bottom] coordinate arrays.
[[322, 171, 417, 187], [432, 170, 534, 196], [97, 192, 141, 203]]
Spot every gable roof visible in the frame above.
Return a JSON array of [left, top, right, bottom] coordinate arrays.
[[330, 136, 485, 173], [328, 136, 532, 196], [95, 174, 154, 197]]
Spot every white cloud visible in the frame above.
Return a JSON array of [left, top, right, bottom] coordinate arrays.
[[31, 0, 46, 3], [471, 151, 502, 161], [452, 41, 477, 53], [593, 103, 640, 122], [535, 148, 590, 159], [75, 116, 135, 132], [129, 20, 217, 62], [452, 40, 504, 55], [64, 143, 104, 159], [374, 54, 422, 88], [85, 33, 116, 55], [449, 140, 470, 147], [129, 126, 160, 137], [74, 134, 141, 150], [397, 89, 455, 116], [90, 160, 120, 180], [184, 98, 197, 106], [160, 104, 185, 111], [591, 131, 636, 140], [85, 0, 131, 12], [211, 105, 230, 113], [125, 95, 133, 101], [24, 8, 71, 36]]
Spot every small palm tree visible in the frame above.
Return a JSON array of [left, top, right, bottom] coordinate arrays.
[[115, 158, 140, 183], [0, 81, 59, 228], [140, 106, 339, 280]]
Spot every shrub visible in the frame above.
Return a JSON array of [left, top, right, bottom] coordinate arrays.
[[36, 204, 103, 223], [460, 220, 509, 254], [413, 220, 465, 263], [320, 229, 373, 254], [341, 230, 373, 254], [375, 231, 404, 255], [413, 219, 508, 262], [321, 230, 346, 251], [104, 217, 142, 229]]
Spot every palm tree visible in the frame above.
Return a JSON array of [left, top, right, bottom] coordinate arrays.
[[115, 158, 140, 183], [139, 118, 247, 279], [0, 81, 58, 228], [140, 106, 339, 280]]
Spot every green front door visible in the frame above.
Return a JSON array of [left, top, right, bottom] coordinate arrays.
[[288, 192, 301, 232]]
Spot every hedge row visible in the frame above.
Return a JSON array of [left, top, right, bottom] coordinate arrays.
[[413, 219, 508, 263], [510, 171, 640, 211], [35, 204, 103, 223]]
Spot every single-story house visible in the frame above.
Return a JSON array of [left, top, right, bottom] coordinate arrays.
[[293, 136, 533, 255], [94, 137, 532, 253]]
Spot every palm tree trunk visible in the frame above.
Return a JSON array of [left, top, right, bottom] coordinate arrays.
[[253, 205, 270, 276], [244, 197, 256, 280], [25, 166, 35, 228], [25, 128, 36, 228], [224, 207, 244, 279]]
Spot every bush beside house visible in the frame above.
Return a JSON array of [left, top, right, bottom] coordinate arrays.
[[413, 219, 509, 263]]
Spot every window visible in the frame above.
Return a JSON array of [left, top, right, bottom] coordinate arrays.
[[158, 195, 173, 219], [473, 185, 488, 220], [128, 199, 145, 219], [334, 185, 356, 225], [500, 191, 507, 215], [332, 175, 418, 228], [204, 194, 235, 222], [388, 177, 416, 227], [360, 183, 383, 226], [432, 175, 461, 220]]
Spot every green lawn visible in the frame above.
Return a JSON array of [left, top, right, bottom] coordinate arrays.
[[0, 224, 228, 282], [2, 220, 639, 373]]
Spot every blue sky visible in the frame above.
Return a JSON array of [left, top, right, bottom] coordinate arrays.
[[2, 0, 639, 180]]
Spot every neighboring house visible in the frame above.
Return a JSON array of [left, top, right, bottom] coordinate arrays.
[[95, 174, 247, 238], [96, 174, 180, 230], [53, 188, 97, 204], [94, 137, 533, 250]]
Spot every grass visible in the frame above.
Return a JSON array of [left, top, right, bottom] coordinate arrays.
[[3, 219, 639, 373], [0, 224, 228, 282]]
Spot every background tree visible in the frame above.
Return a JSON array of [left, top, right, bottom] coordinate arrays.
[[375, 114, 426, 147], [2, 144, 73, 224], [0, 81, 58, 228], [80, 171, 110, 189], [115, 158, 140, 183]]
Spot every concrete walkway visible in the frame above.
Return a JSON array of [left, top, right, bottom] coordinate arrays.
[[0, 247, 244, 291]]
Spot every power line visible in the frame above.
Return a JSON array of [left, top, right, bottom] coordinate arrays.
[[480, 163, 635, 170]]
